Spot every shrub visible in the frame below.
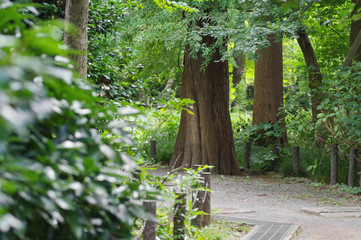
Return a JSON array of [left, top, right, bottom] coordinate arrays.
[[0, 3, 150, 239]]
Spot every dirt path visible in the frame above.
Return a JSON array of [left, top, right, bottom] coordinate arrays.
[[148, 167, 361, 239], [210, 173, 361, 240]]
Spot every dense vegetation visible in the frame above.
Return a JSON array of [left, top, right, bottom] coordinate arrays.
[[1, 0, 361, 239], [0, 3, 151, 239]]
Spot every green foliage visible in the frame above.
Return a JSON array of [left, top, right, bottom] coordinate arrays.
[[275, 145, 351, 185], [300, 0, 351, 74], [331, 183, 361, 195], [236, 122, 285, 144], [120, 98, 194, 164], [134, 165, 247, 239], [316, 63, 361, 149], [119, 0, 303, 93], [138, 110, 179, 164], [232, 115, 283, 170], [88, 0, 146, 101], [277, 146, 330, 181], [310, 181, 361, 195], [0, 3, 151, 239], [187, 220, 250, 240], [247, 145, 278, 172], [153, 0, 198, 12], [88, 0, 185, 102], [283, 84, 315, 145]]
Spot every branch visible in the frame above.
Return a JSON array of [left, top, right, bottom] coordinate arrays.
[[328, 25, 345, 40], [342, 29, 361, 68], [156, 154, 183, 189], [297, 1, 314, 21]]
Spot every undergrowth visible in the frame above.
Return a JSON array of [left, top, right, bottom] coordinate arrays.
[[133, 165, 251, 239]]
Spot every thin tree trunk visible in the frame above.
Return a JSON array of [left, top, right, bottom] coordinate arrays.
[[164, 78, 174, 91], [231, 53, 246, 110], [347, 1, 361, 171], [344, 0, 361, 68], [252, 35, 287, 144], [170, 34, 241, 175], [64, 0, 89, 78], [343, 29, 361, 68], [296, 29, 322, 123]]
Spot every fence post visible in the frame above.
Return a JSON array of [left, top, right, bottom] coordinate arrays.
[[348, 148, 358, 187], [201, 172, 211, 227], [245, 141, 251, 169], [273, 144, 280, 172], [293, 146, 300, 177], [150, 140, 156, 160], [173, 193, 186, 240], [191, 177, 205, 228], [330, 143, 338, 185], [143, 200, 156, 240]]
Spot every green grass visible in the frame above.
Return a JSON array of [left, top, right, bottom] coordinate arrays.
[[190, 219, 252, 240]]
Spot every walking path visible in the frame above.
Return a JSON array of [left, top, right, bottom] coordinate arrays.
[[210, 173, 361, 240], [149, 167, 361, 239]]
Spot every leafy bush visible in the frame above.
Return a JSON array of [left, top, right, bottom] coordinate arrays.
[[121, 98, 193, 165], [0, 3, 150, 239], [136, 166, 224, 239], [317, 63, 361, 149], [283, 83, 316, 145], [331, 183, 361, 195], [88, 0, 147, 101]]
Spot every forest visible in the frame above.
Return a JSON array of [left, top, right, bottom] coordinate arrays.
[[0, 0, 361, 239]]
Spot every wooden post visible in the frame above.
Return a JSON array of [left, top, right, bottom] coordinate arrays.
[[348, 148, 358, 187], [293, 146, 300, 177], [330, 143, 338, 185], [143, 200, 156, 240], [132, 169, 141, 180], [191, 177, 205, 228], [173, 193, 186, 240], [150, 140, 156, 160], [201, 172, 211, 227], [245, 141, 251, 169], [273, 144, 280, 172]]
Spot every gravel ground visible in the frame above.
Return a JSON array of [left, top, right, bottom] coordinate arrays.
[[148, 166, 361, 240], [210, 172, 361, 240]]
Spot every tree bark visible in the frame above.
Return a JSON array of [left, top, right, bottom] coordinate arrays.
[[252, 35, 287, 144], [350, 0, 361, 62], [170, 32, 241, 175], [343, 29, 361, 68], [64, 0, 89, 78], [343, 1, 361, 68], [296, 29, 322, 123]]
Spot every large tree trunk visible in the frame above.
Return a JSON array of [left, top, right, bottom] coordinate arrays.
[[170, 35, 241, 175], [252, 35, 287, 144], [297, 29, 322, 123], [64, 0, 89, 78]]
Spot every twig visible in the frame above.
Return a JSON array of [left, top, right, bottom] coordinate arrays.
[[156, 154, 183, 189], [298, 1, 314, 21]]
